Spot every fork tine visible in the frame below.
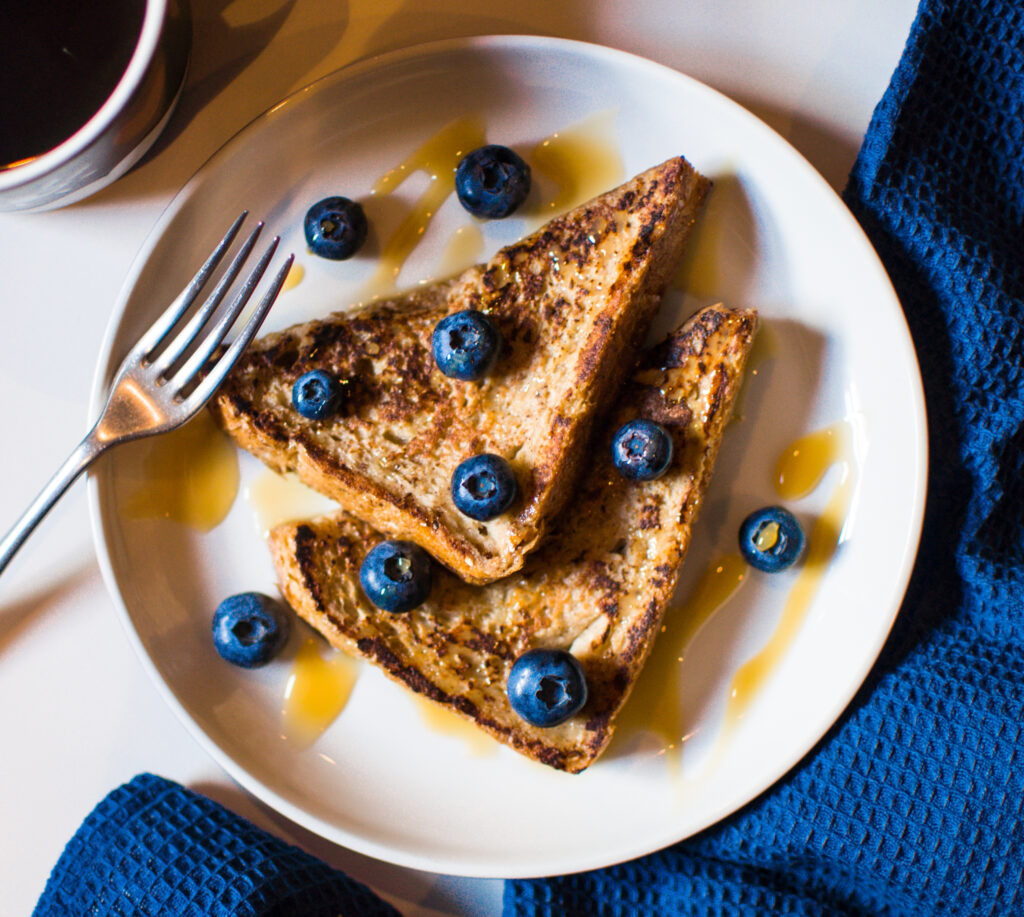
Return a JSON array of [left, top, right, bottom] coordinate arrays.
[[169, 235, 281, 396], [183, 253, 294, 410], [149, 220, 265, 375], [135, 211, 248, 359], [0, 210, 291, 581]]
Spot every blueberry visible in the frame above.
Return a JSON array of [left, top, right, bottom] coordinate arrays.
[[451, 453, 518, 521], [738, 506, 806, 572], [507, 648, 588, 727], [611, 418, 674, 481], [454, 145, 531, 218], [432, 310, 502, 380], [212, 592, 290, 668], [304, 196, 368, 260], [359, 540, 433, 613], [292, 369, 344, 420]]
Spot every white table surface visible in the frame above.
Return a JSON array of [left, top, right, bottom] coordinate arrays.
[[0, 1, 919, 913]]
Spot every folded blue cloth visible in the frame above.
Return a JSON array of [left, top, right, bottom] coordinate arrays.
[[34, 773, 400, 917], [505, 0, 1024, 914]]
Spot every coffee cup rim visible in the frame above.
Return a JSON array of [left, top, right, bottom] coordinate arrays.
[[0, 0, 170, 190]]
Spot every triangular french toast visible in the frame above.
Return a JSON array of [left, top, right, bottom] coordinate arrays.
[[212, 157, 710, 584], [268, 304, 757, 772]]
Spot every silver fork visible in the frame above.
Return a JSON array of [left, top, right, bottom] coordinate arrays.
[[0, 212, 293, 577]]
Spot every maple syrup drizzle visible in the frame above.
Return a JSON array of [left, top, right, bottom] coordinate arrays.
[[526, 110, 623, 219], [245, 469, 337, 537], [411, 695, 498, 756], [282, 637, 360, 746], [616, 554, 748, 753], [281, 261, 305, 292], [436, 223, 485, 279], [122, 412, 239, 530], [616, 420, 856, 780], [723, 420, 856, 728], [774, 421, 850, 499], [360, 111, 623, 298], [362, 116, 486, 297]]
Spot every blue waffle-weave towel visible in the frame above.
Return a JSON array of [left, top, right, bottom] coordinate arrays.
[[34, 773, 400, 916], [505, 0, 1024, 914]]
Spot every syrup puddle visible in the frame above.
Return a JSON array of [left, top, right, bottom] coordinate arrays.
[[121, 412, 239, 530], [526, 110, 623, 221], [774, 422, 852, 499], [619, 420, 857, 781], [245, 469, 337, 537], [412, 695, 499, 756], [282, 637, 361, 747], [722, 422, 856, 723], [360, 110, 623, 298], [615, 554, 748, 771], [362, 115, 486, 297], [281, 261, 305, 292], [436, 223, 485, 279]]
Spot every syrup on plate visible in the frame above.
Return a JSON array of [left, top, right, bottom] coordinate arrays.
[[412, 695, 499, 756], [360, 111, 623, 297], [724, 421, 856, 726], [281, 261, 305, 292], [122, 413, 239, 531], [362, 115, 487, 297], [615, 553, 748, 753], [245, 470, 337, 537], [526, 110, 624, 220], [616, 420, 857, 768], [282, 637, 360, 746]]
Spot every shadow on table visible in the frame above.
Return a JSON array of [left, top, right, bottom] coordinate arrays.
[[0, 563, 100, 657], [146, 0, 308, 158], [733, 94, 864, 193]]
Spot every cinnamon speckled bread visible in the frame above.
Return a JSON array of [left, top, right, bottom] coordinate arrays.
[[268, 304, 757, 772], [212, 157, 710, 584]]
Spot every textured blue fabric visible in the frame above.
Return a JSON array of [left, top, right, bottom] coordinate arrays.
[[34, 773, 401, 917], [505, 1, 1024, 914]]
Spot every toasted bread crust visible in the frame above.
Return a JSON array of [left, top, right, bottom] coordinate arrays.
[[269, 304, 757, 772], [213, 157, 710, 583]]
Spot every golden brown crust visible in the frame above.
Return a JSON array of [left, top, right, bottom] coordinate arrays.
[[213, 157, 711, 584], [268, 304, 758, 772]]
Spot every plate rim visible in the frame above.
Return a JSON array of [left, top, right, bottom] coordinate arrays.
[[88, 33, 929, 879]]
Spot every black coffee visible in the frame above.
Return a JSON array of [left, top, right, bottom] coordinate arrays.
[[0, 1, 146, 166]]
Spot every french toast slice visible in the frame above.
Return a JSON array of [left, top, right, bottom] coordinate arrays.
[[268, 304, 757, 772], [212, 157, 710, 584]]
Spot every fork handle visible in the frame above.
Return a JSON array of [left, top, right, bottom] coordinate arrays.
[[0, 435, 105, 578]]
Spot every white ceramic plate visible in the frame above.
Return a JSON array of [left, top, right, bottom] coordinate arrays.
[[90, 36, 926, 878]]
